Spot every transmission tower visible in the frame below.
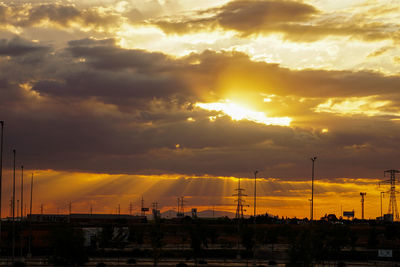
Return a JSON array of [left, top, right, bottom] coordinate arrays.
[[360, 192, 366, 220], [129, 202, 133, 216], [140, 196, 149, 217], [177, 196, 185, 217], [382, 170, 400, 220], [233, 177, 247, 219], [152, 202, 160, 220]]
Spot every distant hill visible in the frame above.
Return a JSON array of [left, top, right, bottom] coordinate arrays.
[[158, 209, 248, 219]]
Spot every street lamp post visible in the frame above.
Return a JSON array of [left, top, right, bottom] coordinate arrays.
[[253, 170, 258, 267], [311, 157, 317, 221], [381, 192, 384, 219], [21, 165, 24, 220], [12, 149, 16, 265], [0, 121, 3, 243], [254, 170, 258, 218]]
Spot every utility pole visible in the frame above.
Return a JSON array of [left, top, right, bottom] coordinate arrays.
[[253, 171, 259, 267], [9, 198, 12, 217], [181, 197, 184, 216], [28, 174, 34, 257], [21, 165, 24, 220], [0, 120, 4, 245], [152, 202, 159, 220], [140, 197, 149, 217], [310, 157, 317, 222], [360, 192, 366, 220], [254, 170, 258, 218], [380, 192, 384, 219], [12, 149, 16, 265]]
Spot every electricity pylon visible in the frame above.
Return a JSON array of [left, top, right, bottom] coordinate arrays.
[[233, 177, 247, 219], [382, 170, 400, 220]]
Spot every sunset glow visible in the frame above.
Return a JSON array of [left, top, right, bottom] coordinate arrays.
[[0, 169, 386, 219], [1, 0, 400, 220], [196, 101, 292, 126]]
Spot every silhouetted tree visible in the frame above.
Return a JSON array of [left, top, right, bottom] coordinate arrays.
[[189, 222, 209, 267], [150, 222, 164, 267], [129, 226, 144, 247], [263, 229, 278, 251], [368, 227, 378, 248], [207, 228, 219, 248], [241, 224, 254, 266], [385, 225, 399, 241], [49, 226, 88, 266], [99, 225, 113, 248]]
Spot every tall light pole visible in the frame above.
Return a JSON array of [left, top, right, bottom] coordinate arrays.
[[28, 173, 34, 257], [21, 165, 24, 220], [253, 170, 258, 267], [12, 149, 16, 265], [30, 173, 33, 216], [0, 120, 4, 243], [380, 192, 384, 219], [360, 192, 366, 220], [254, 170, 258, 218], [311, 157, 317, 221], [20, 165, 24, 257]]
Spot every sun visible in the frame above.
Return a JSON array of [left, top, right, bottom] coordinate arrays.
[[195, 100, 291, 126]]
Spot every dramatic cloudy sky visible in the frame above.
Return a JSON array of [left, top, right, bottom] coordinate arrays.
[[1, 0, 400, 218]]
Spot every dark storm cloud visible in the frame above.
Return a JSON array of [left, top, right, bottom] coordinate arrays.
[[156, 0, 317, 34], [0, 3, 121, 29], [16, 4, 80, 27], [0, 37, 50, 56], [1, 37, 400, 179], [216, 0, 318, 33], [153, 0, 400, 42], [67, 38, 177, 71], [28, 38, 188, 106], [33, 70, 186, 103]]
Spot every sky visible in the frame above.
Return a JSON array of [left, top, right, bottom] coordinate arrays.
[[1, 0, 400, 219]]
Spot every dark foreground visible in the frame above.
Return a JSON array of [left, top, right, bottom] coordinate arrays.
[[2, 214, 400, 266], [2, 257, 400, 267]]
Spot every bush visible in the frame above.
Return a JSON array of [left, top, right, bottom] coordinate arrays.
[[127, 258, 137, 264], [13, 261, 26, 267], [49, 226, 88, 266], [268, 260, 277, 265]]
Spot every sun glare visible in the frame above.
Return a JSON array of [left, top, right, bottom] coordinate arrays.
[[195, 100, 291, 126], [315, 96, 393, 116]]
